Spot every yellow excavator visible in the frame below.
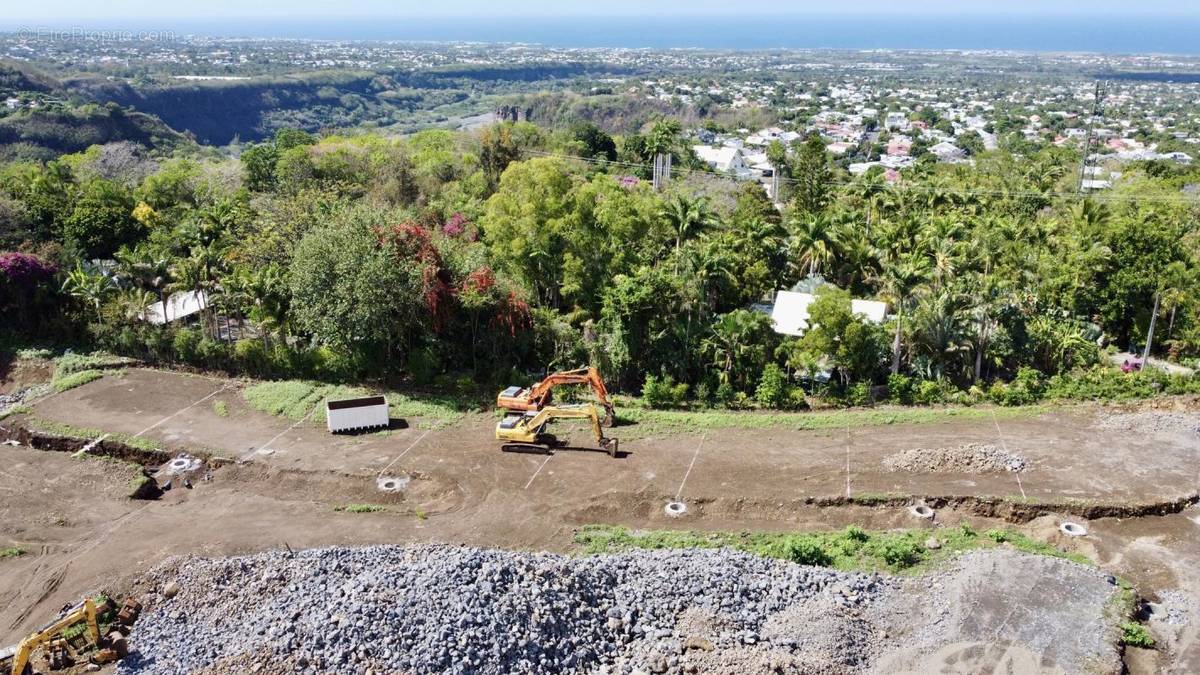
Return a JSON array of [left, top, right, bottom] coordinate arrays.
[[495, 404, 619, 457], [497, 367, 616, 427], [1, 597, 137, 675]]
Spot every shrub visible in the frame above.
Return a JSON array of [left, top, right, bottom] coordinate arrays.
[[754, 363, 789, 409], [913, 379, 948, 405], [845, 381, 872, 407], [764, 536, 831, 566], [172, 328, 202, 364], [878, 537, 924, 569], [1120, 622, 1156, 648], [196, 338, 229, 369], [233, 340, 271, 377], [787, 387, 810, 410], [407, 348, 441, 386], [714, 381, 735, 406], [887, 373, 914, 404], [991, 367, 1046, 406], [642, 374, 689, 409], [843, 525, 869, 542]]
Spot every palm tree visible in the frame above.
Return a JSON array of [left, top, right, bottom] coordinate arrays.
[[114, 245, 171, 321], [701, 309, 768, 389], [62, 264, 115, 323], [789, 213, 841, 279], [660, 193, 716, 255], [909, 289, 972, 382], [227, 264, 290, 349], [873, 255, 930, 375]]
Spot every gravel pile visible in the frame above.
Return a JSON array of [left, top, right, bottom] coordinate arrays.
[[1095, 411, 1200, 435], [117, 545, 895, 675], [882, 443, 1027, 474], [0, 384, 46, 415]]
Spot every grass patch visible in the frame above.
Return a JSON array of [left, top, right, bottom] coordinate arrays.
[[24, 417, 162, 452], [0, 404, 31, 421], [615, 404, 1047, 436], [575, 523, 1092, 574], [53, 352, 136, 379], [334, 504, 387, 513], [52, 369, 104, 393], [1, 547, 24, 559], [244, 380, 465, 429], [1120, 622, 1156, 648], [213, 400, 229, 417]]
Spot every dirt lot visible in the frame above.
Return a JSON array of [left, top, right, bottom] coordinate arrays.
[[2, 368, 1199, 673]]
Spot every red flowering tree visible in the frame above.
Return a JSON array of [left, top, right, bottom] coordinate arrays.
[[0, 252, 59, 334]]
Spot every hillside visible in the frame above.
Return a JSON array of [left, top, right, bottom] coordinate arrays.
[[71, 63, 617, 144], [0, 103, 192, 162]]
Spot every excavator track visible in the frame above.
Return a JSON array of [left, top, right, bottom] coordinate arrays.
[[500, 443, 553, 455]]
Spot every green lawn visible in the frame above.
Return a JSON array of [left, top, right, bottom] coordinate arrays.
[[575, 523, 1091, 574], [614, 403, 1048, 436], [243, 380, 466, 429]]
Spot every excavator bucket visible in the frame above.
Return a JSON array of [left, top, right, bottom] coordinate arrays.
[[601, 437, 618, 457]]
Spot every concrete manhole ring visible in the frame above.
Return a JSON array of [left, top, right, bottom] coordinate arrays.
[[377, 476, 409, 493], [908, 504, 935, 519], [166, 456, 201, 475], [1060, 522, 1088, 537], [664, 501, 688, 517]]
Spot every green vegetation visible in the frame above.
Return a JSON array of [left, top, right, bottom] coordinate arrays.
[[334, 504, 387, 513], [1120, 622, 1156, 648], [24, 417, 161, 452], [53, 352, 136, 378], [617, 402, 1045, 435], [1, 547, 25, 559], [213, 400, 229, 417], [575, 523, 1092, 573], [51, 368, 103, 393], [243, 379, 465, 429], [2, 110, 1198, 409]]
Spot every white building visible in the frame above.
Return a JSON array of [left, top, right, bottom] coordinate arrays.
[[692, 145, 750, 177], [141, 291, 208, 325], [929, 142, 966, 162], [769, 291, 888, 337]]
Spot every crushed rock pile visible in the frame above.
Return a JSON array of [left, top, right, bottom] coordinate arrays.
[[1095, 411, 1200, 435], [882, 443, 1027, 474], [118, 545, 892, 675], [117, 545, 1122, 675]]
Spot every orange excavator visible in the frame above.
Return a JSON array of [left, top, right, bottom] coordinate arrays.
[[497, 367, 616, 427]]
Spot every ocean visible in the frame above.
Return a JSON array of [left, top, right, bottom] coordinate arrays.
[[4, 14, 1200, 55]]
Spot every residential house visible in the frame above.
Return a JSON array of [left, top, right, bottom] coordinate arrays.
[[929, 141, 966, 162], [692, 145, 751, 177]]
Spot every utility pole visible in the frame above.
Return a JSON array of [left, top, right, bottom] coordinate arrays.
[[652, 153, 672, 191], [1142, 291, 1160, 362]]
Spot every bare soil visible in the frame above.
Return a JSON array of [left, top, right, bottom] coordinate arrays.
[[2, 369, 1199, 673]]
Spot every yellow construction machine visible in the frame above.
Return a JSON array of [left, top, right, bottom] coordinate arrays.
[[1, 597, 138, 675], [497, 367, 616, 427], [495, 404, 619, 457]]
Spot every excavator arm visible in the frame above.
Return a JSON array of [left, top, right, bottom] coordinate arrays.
[[6, 599, 99, 675], [497, 367, 616, 426], [496, 404, 618, 457]]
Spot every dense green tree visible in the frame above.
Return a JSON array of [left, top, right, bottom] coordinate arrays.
[[791, 133, 833, 216], [288, 205, 423, 365], [62, 179, 141, 259]]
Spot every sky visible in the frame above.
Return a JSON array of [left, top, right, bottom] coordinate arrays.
[[4, 0, 1197, 21]]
